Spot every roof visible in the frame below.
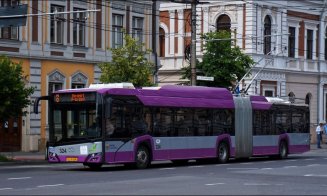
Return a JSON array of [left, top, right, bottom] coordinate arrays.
[[54, 85, 275, 110]]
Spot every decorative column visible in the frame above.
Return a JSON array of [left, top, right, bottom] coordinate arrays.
[[202, 7, 209, 34], [177, 9, 184, 56], [169, 10, 175, 55]]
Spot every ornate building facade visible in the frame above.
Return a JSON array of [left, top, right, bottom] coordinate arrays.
[[0, 0, 158, 152], [159, 0, 327, 142]]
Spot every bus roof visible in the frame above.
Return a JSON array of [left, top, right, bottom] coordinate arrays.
[[53, 84, 307, 110]]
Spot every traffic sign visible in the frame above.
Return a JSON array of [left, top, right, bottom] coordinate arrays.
[[196, 76, 214, 81]]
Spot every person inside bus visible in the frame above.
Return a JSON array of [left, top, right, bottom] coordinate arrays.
[[130, 116, 148, 135], [316, 120, 325, 148], [105, 118, 115, 137]]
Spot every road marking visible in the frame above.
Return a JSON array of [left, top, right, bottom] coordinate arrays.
[[159, 168, 176, 170], [215, 164, 230, 166], [261, 168, 273, 170], [324, 158, 327, 160], [285, 160, 297, 162], [244, 183, 269, 186], [304, 174, 327, 177], [37, 184, 64, 188], [263, 161, 276, 163], [8, 177, 31, 180], [188, 165, 204, 168], [283, 166, 298, 168], [205, 183, 225, 186], [0, 188, 13, 191], [240, 162, 253, 165], [227, 168, 258, 170], [307, 164, 320, 167], [304, 159, 315, 161]]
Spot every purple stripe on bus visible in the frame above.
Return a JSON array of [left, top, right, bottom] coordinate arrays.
[[289, 145, 310, 153], [253, 146, 278, 155], [105, 152, 134, 163], [138, 96, 235, 109], [250, 95, 268, 102]]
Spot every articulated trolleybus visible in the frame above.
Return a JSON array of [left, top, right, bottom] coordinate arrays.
[[34, 83, 310, 169]]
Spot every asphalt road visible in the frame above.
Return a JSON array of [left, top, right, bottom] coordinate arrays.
[[0, 149, 327, 195]]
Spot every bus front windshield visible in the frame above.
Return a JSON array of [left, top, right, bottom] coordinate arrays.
[[51, 103, 101, 143]]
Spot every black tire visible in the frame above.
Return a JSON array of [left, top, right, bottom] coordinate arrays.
[[135, 146, 150, 169], [172, 160, 188, 166], [83, 163, 103, 170], [279, 141, 288, 159], [217, 142, 229, 163]]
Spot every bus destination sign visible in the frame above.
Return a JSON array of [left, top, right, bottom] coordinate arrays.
[[54, 92, 96, 103]]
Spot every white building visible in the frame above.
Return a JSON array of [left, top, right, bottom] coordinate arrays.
[[159, 0, 327, 143]]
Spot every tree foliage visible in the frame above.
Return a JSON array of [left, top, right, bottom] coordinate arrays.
[[99, 33, 154, 87], [181, 31, 254, 88], [0, 56, 34, 120]]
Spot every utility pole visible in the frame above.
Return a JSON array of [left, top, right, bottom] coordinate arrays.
[[152, 0, 159, 85], [191, 0, 197, 86]]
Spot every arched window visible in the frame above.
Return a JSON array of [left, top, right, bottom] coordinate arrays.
[[305, 93, 312, 105], [264, 16, 272, 55], [159, 27, 165, 57], [71, 72, 87, 89], [48, 70, 65, 94], [288, 92, 295, 103], [216, 14, 231, 32]]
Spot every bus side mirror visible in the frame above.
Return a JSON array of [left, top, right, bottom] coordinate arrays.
[[34, 96, 51, 114]]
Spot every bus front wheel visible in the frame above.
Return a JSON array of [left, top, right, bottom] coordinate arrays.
[[135, 146, 150, 169], [217, 142, 229, 163]]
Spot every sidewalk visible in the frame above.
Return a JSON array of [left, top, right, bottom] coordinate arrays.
[[0, 151, 46, 165]]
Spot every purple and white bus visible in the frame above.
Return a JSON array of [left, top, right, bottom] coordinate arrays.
[[34, 84, 310, 169]]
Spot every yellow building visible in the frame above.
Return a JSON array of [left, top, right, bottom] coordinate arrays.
[[0, 0, 158, 152]]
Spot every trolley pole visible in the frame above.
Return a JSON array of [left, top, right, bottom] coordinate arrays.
[[190, 0, 197, 86]]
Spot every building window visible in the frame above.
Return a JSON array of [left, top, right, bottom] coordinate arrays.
[[264, 16, 272, 55], [159, 28, 165, 57], [71, 72, 87, 89], [306, 29, 313, 60], [264, 90, 274, 97], [50, 5, 65, 44], [73, 8, 85, 46], [0, 0, 20, 40], [48, 71, 65, 94], [288, 27, 295, 58], [216, 14, 231, 32], [132, 17, 143, 45], [112, 14, 123, 49]]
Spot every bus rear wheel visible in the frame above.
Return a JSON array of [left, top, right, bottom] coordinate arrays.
[[217, 142, 229, 163], [279, 141, 288, 159], [135, 146, 150, 169]]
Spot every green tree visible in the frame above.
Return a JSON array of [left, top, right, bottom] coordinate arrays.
[[0, 56, 34, 120], [99, 33, 154, 87], [181, 31, 254, 88]]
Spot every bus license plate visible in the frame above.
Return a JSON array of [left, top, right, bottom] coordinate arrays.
[[66, 157, 78, 162]]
